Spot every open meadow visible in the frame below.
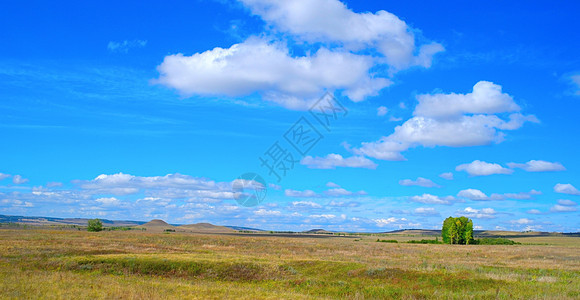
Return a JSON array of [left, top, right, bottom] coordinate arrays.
[[1, 227, 579, 299]]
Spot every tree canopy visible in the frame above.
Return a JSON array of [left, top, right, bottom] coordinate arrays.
[[442, 216, 474, 245], [87, 218, 103, 232]]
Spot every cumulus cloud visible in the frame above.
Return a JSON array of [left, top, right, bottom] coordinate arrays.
[[324, 188, 366, 197], [558, 199, 577, 206], [399, 177, 440, 188], [455, 160, 513, 176], [284, 189, 319, 198], [0, 173, 10, 181], [409, 193, 456, 205], [550, 205, 577, 213], [1, 199, 34, 208], [457, 188, 540, 201], [326, 182, 340, 188], [285, 186, 365, 198], [301, 154, 377, 169], [507, 160, 565, 172], [155, 0, 443, 110], [413, 81, 520, 119], [439, 172, 453, 180], [289, 201, 323, 210], [510, 218, 533, 225], [12, 175, 29, 184], [457, 189, 488, 201], [239, 0, 443, 71], [526, 209, 542, 215], [254, 209, 282, 216], [554, 183, 580, 195], [459, 207, 497, 219], [355, 81, 538, 160], [414, 207, 439, 216], [155, 38, 391, 110], [95, 197, 122, 207], [377, 106, 388, 116], [76, 173, 229, 195]]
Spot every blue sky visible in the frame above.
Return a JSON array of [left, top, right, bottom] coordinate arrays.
[[1, 0, 579, 232]]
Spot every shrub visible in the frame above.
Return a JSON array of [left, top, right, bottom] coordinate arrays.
[[474, 238, 520, 245], [87, 219, 103, 232], [406, 239, 442, 244], [376, 239, 398, 243]]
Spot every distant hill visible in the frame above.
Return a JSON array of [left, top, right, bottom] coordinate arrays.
[[304, 229, 334, 234], [135, 219, 175, 231], [179, 223, 235, 233]]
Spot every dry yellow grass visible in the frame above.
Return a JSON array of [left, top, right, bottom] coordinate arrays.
[[0, 228, 578, 299]]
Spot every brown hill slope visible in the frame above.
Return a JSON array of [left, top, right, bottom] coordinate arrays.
[[135, 219, 175, 231], [178, 223, 235, 233]]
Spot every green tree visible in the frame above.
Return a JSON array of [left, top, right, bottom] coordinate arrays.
[[441, 217, 454, 244], [87, 218, 103, 232], [441, 216, 474, 245]]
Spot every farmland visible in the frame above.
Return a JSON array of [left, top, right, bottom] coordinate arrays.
[[1, 226, 579, 299]]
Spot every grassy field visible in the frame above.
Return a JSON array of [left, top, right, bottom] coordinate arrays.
[[0, 228, 579, 299]]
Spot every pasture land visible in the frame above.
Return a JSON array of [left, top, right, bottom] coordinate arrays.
[[0, 228, 579, 299]]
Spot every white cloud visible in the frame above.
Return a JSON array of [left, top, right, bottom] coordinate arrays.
[[510, 218, 533, 225], [507, 160, 565, 172], [554, 183, 580, 195], [377, 106, 388, 116], [136, 197, 171, 207], [155, 0, 444, 110], [268, 183, 282, 190], [409, 193, 456, 205], [289, 201, 323, 209], [389, 116, 403, 122], [439, 172, 454, 180], [326, 182, 340, 188], [373, 217, 399, 227], [95, 197, 122, 207], [107, 40, 147, 53], [414, 81, 520, 119], [527, 209, 542, 215], [399, 177, 440, 188], [239, 0, 443, 71], [1, 199, 34, 208], [75, 173, 232, 197], [324, 188, 366, 197], [308, 214, 337, 220], [455, 160, 513, 176], [458, 188, 540, 201], [0, 173, 10, 181], [414, 207, 439, 216], [155, 38, 390, 110], [12, 175, 29, 185], [550, 205, 577, 213], [457, 189, 488, 201], [571, 74, 580, 95], [327, 200, 360, 207], [301, 154, 377, 169], [285, 189, 319, 198], [459, 207, 497, 219], [254, 209, 282, 216], [557, 199, 577, 206], [355, 81, 538, 160]]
